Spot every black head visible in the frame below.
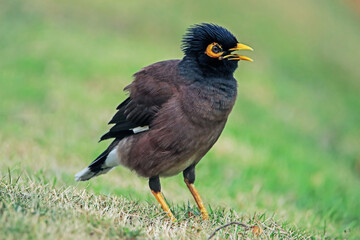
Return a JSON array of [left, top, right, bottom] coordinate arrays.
[[181, 23, 253, 77]]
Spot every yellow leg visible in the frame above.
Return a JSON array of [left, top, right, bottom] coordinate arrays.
[[185, 179, 209, 220], [151, 190, 177, 222]]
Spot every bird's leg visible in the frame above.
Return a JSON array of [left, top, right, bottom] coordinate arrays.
[[149, 176, 177, 222], [183, 165, 209, 220]]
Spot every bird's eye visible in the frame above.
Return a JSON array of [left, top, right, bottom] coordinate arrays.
[[205, 42, 223, 58], [212, 45, 221, 53]]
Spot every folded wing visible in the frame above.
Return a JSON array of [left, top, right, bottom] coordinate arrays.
[[100, 60, 179, 142]]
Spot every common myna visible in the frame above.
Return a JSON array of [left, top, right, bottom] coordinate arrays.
[[75, 23, 253, 221]]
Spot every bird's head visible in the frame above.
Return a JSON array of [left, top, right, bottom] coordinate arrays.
[[181, 23, 253, 77]]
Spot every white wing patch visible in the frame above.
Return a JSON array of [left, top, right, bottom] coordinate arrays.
[[131, 126, 149, 134]]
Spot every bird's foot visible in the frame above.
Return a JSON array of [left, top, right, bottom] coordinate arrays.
[[151, 190, 177, 222], [184, 180, 209, 221], [200, 208, 209, 221]]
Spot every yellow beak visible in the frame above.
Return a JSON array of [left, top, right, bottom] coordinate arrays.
[[229, 43, 254, 51], [220, 43, 254, 62]]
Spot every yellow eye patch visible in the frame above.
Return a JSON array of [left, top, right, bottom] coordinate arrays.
[[205, 42, 223, 58]]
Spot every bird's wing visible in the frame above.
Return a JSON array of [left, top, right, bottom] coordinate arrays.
[[99, 60, 180, 141]]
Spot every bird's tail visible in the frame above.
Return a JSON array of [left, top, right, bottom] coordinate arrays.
[[75, 139, 120, 181]]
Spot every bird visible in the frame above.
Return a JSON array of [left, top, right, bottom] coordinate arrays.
[[75, 23, 253, 221]]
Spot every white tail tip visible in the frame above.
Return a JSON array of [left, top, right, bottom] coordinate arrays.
[[75, 167, 93, 181]]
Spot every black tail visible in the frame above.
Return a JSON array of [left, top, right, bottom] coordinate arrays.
[[75, 139, 119, 181]]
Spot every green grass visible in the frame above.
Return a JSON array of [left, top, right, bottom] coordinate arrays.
[[0, 171, 311, 239], [1, 0, 360, 238]]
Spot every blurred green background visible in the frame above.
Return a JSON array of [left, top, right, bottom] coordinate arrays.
[[1, 0, 360, 237]]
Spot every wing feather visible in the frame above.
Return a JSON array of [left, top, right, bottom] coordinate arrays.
[[99, 60, 180, 142]]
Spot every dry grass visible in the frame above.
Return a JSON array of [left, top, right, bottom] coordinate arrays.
[[0, 171, 312, 239]]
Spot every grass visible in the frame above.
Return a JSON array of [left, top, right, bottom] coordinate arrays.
[[1, 0, 360, 239], [1, 171, 311, 239]]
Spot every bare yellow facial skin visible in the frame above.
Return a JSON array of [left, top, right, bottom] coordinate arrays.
[[219, 42, 254, 62], [205, 42, 253, 62], [205, 42, 224, 58]]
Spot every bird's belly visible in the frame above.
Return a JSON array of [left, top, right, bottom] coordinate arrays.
[[159, 155, 197, 177]]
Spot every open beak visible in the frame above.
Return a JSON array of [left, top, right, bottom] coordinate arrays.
[[220, 43, 254, 62]]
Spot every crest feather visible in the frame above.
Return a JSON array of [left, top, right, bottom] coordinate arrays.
[[181, 23, 237, 55]]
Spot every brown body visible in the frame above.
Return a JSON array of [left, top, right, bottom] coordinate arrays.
[[118, 60, 236, 177]]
